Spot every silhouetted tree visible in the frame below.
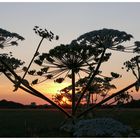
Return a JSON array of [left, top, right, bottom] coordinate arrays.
[[30, 102, 37, 108]]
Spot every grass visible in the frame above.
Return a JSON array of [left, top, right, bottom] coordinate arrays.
[[0, 109, 69, 137], [0, 108, 140, 137], [94, 108, 140, 129]]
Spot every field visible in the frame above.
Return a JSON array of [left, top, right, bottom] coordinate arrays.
[[0, 108, 140, 137], [0, 109, 68, 137]]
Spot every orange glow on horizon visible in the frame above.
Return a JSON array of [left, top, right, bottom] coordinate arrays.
[[0, 74, 140, 105], [35, 81, 71, 97]]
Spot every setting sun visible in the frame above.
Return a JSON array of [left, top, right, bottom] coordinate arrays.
[[60, 96, 71, 105], [0, 2, 140, 138], [35, 81, 71, 97]]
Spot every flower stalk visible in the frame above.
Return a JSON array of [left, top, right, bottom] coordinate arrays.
[[77, 80, 137, 118], [75, 47, 106, 112]]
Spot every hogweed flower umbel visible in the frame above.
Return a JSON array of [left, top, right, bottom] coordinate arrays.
[[33, 26, 59, 41], [74, 28, 140, 53], [32, 42, 102, 84], [0, 28, 24, 49]]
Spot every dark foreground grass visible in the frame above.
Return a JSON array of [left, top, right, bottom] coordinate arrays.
[[0, 108, 140, 137], [94, 108, 140, 129], [0, 109, 69, 137]]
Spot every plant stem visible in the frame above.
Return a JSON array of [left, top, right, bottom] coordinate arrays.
[[87, 92, 90, 108], [21, 37, 44, 81], [136, 61, 140, 79], [3, 72, 41, 97], [75, 47, 106, 112], [72, 69, 75, 116], [0, 58, 72, 118], [77, 80, 137, 118]]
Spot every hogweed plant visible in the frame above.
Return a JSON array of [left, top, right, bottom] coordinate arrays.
[[54, 73, 119, 108], [108, 91, 134, 106], [14, 26, 59, 91], [73, 28, 137, 112], [0, 28, 25, 84], [0, 27, 140, 122], [123, 55, 140, 91], [0, 28, 24, 49], [0, 27, 71, 118], [27, 28, 140, 119], [31, 42, 103, 116]]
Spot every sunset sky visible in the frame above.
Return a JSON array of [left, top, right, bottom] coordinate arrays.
[[0, 2, 140, 105]]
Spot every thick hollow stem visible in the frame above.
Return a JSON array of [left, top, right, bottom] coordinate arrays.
[[72, 69, 75, 116], [77, 81, 137, 118], [75, 48, 106, 112], [0, 59, 72, 118]]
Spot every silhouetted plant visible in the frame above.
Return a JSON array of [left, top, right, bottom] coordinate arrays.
[[0, 53, 24, 72], [0, 28, 24, 49], [115, 91, 133, 105], [0, 27, 71, 118], [0, 28, 25, 80], [57, 74, 119, 108], [84, 76, 117, 106], [32, 42, 103, 116], [73, 28, 138, 113], [123, 55, 140, 91], [14, 26, 59, 91], [0, 27, 140, 121]]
